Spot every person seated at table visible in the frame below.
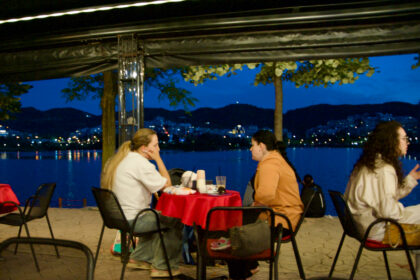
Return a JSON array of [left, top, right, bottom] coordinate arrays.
[[228, 130, 304, 280], [344, 121, 420, 277], [101, 128, 183, 278]]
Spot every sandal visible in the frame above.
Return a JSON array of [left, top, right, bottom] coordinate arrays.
[[210, 237, 231, 251]]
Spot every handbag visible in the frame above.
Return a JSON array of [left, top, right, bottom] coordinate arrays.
[[382, 223, 420, 247], [229, 219, 271, 257]]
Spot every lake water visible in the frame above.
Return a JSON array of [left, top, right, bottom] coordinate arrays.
[[0, 148, 419, 215]]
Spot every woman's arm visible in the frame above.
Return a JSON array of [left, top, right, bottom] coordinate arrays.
[[374, 167, 405, 220], [254, 164, 278, 206], [146, 149, 172, 188], [396, 164, 419, 199]]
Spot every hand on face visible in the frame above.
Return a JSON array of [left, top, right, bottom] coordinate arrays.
[[408, 164, 420, 181], [140, 134, 160, 161], [143, 146, 160, 161]]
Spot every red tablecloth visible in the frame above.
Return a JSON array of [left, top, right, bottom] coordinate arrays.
[[0, 184, 20, 214], [156, 190, 242, 230]]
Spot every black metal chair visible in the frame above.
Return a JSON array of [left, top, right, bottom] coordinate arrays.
[[0, 182, 58, 271], [0, 237, 94, 280], [274, 188, 316, 280], [328, 190, 419, 280], [194, 206, 283, 280], [91, 187, 173, 280]]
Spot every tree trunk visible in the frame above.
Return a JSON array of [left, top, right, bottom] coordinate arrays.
[[274, 75, 283, 141], [100, 71, 117, 170]]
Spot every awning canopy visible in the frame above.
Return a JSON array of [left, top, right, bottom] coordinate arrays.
[[1, 0, 420, 82]]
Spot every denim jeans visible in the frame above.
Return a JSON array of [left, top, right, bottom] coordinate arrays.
[[129, 212, 183, 270]]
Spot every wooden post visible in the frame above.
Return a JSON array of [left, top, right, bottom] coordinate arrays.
[[58, 198, 62, 208]]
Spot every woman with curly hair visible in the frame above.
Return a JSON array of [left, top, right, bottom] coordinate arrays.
[[344, 121, 420, 276]]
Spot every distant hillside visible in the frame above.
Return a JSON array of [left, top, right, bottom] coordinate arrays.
[[144, 104, 274, 128], [284, 102, 420, 136], [3, 107, 102, 137], [2, 102, 419, 137]]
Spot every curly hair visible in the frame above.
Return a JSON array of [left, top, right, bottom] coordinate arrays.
[[352, 121, 404, 186]]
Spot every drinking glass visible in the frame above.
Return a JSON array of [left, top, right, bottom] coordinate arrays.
[[216, 176, 226, 194]]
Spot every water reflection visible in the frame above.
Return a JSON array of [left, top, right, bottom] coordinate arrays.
[[0, 148, 418, 212], [0, 150, 102, 161]]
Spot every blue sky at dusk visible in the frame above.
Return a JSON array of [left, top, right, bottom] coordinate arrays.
[[22, 54, 420, 116]]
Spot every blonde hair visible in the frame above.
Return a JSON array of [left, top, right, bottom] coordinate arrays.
[[100, 128, 157, 190]]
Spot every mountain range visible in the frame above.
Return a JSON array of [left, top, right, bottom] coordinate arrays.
[[2, 102, 419, 137]]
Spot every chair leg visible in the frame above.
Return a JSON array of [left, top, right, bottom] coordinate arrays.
[[198, 254, 207, 280], [120, 232, 131, 280], [269, 258, 273, 280], [45, 214, 60, 257], [382, 251, 392, 280], [14, 224, 23, 254], [403, 248, 418, 280], [157, 229, 173, 279], [94, 224, 105, 268], [290, 236, 305, 280], [328, 232, 346, 278], [194, 228, 205, 280], [21, 222, 41, 272], [349, 243, 364, 280], [274, 241, 281, 280]]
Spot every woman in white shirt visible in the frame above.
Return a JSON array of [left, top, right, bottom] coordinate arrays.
[[344, 121, 420, 277], [101, 128, 182, 278]]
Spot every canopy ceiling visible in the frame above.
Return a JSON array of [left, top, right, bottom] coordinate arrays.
[[1, 0, 420, 82]]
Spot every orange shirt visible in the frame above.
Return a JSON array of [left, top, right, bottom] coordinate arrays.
[[254, 151, 303, 230]]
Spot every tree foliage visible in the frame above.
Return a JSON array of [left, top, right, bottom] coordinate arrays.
[[61, 74, 103, 101], [62, 68, 198, 111], [0, 82, 32, 120], [182, 58, 375, 88]]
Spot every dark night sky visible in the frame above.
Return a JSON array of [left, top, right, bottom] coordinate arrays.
[[22, 53, 420, 115]]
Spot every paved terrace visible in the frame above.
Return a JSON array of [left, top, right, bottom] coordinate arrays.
[[0, 208, 415, 280]]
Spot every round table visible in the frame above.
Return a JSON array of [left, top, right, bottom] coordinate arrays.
[[0, 184, 20, 214], [155, 190, 242, 230]]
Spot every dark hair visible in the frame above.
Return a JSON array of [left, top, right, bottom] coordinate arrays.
[[252, 130, 277, 151], [352, 121, 404, 186], [252, 130, 301, 181], [303, 174, 313, 185]]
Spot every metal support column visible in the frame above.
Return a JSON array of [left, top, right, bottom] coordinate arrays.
[[117, 34, 144, 145]]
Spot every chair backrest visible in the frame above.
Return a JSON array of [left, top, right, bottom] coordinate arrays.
[[168, 168, 185, 186], [26, 183, 56, 219], [293, 188, 316, 235], [0, 237, 94, 280], [91, 187, 131, 232], [328, 190, 362, 240]]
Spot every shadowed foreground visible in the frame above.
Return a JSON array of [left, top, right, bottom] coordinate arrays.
[[0, 208, 415, 280]]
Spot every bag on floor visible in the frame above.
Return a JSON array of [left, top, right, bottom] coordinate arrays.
[[383, 223, 420, 247], [110, 230, 137, 255], [229, 219, 271, 257]]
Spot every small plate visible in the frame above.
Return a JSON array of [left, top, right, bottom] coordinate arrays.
[[206, 190, 219, 195]]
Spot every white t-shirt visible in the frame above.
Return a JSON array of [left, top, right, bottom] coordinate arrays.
[[113, 152, 167, 220]]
